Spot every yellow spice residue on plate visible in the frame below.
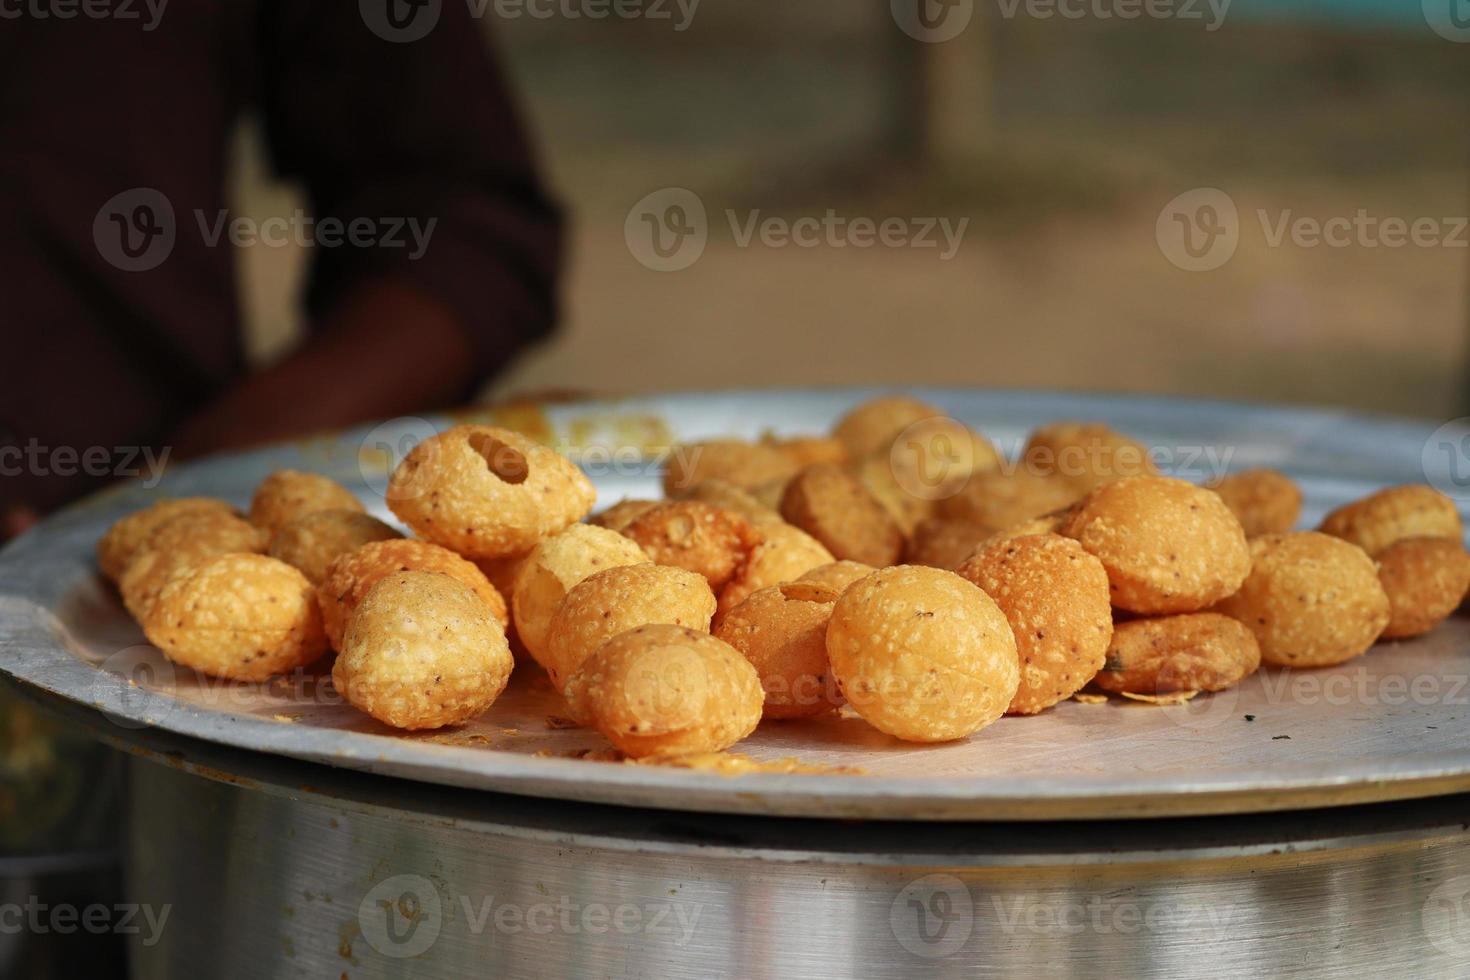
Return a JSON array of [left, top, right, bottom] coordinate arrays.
[[630, 752, 866, 777], [1119, 690, 1200, 706]]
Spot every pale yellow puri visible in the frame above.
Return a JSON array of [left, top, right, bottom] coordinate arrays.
[[1213, 532, 1390, 668], [144, 553, 326, 682], [826, 565, 1019, 742], [386, 425, 595, 560], [716, 521, 834, 621], [267, 509, 402, 584], [333, 571, 513, 731], [97, 497, 237, 582], [1206, 469, 1302, 538], [1319, 484, 1463, 557], [564, 624, 763, 758], [511, 523, 650, 666], [248, 470, 364, 536], [957, 534, 1113, 715], [1061, 475, 1250, 615], [715, 582, 844, 719], [1375, 537, 1470, 640], [1093, 613, 1260, 696], [119, 510, 267, 621], [317, 538, 507, 650], [542, 563, 716, 691]]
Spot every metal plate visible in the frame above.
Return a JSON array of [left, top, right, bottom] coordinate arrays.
[[2, 388, 1469, 821]]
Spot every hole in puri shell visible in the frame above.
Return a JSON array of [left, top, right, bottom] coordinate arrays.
[[468, 433, 529, 485]]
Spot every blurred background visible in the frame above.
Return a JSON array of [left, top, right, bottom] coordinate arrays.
[[237, 1, 1470, 417]]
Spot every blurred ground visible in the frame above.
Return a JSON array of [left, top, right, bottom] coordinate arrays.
[[236, 7, 1470, 420]]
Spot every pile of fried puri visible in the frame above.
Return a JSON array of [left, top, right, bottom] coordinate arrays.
[[96, 395, 1470, 760]]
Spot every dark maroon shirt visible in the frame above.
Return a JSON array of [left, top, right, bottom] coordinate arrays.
[[0, 1, 562, 513]]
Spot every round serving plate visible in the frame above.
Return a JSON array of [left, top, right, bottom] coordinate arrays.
[[2, 388, 1469, 821]]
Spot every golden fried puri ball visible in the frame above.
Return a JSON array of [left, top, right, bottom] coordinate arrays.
[[716, 522, 834, 620], [1319, 485, 1463, 557], [267, 509, 402, 584], [978, 511, 1070, 550], [796, 560, 877, 593], [1214, 532, 1390, 668], [760, 434, 850, 469], [333, 571, 513, 730], [542, 563, 716, 690], [879, 415, 1002, 508], [97, 497, 238, 582], [1207, 469, 1302, 538], [1061, 475, 1250, 615], [119, 511, 268, 620], [386, 425, 595, 560], [957, 534, 1112, 715], [1022, 421, 1157, 493], [748, 477, 790, 513], [1093, 613, 1261, 695], [317, 538, 507, 650], [144, 554, 326, 681], [511, 524, 650, 664], [715, 582, 843, 719], [248, 470, 364, 536], [621, 501, 762, 591], [779, 464, 903, 567], [826, 565, 1019, 742], [831, 395, 944, 458], [935, 469, 1082, 532], [564, 624, 762, 758], [661, 440, 797, 495], [675, 478, 785, 528], [1375, 537, 1470, 640], [905, 517, 992, 570], [851, 452, 935, 537], [589, 499, 659, 533]]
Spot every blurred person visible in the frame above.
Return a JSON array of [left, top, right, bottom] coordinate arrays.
[[0, 1, 563, 538]]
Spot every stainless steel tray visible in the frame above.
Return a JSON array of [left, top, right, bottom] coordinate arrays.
[[2, 388, 1467, 821]]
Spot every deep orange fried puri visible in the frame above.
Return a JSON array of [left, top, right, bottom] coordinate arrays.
[[958, 534, 1112, 715], [779, 464, 903, 567], [716, 521, 834, 620], [905, 517, 992, 570], [935, 469, 1082, 533], [144, 553, 326, 681], [1093, 613, 1260, 695], [674, 478, 785, 528], [796, 560, 877, 593], [542, 563, 716, 691], [830, 395, 945, 458], [511, 523, 649, 665], [98, 497, 238, 582], [661, 440, 798, 495], [1061, 475, 1250, 615], [267, 509, 402, 584], [334, 571, 513, 730], [249, 470, 364, 536], [1319, 485, 1463, 557], [1022, 421, 1157, 493], [119, 511, 268, 620], [589, 499, 659, 533], [317, 538, 507, 650], [386, 425, 595, 560], [620, 501, 762, 592], [1213, 532, 1389, 668], [715, 582, 843, 719], [1375, 537, 1470, 640], [564, 624, 762, 758], [1207, 469, 1302, 538], [826, 565, 1019, 742]]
